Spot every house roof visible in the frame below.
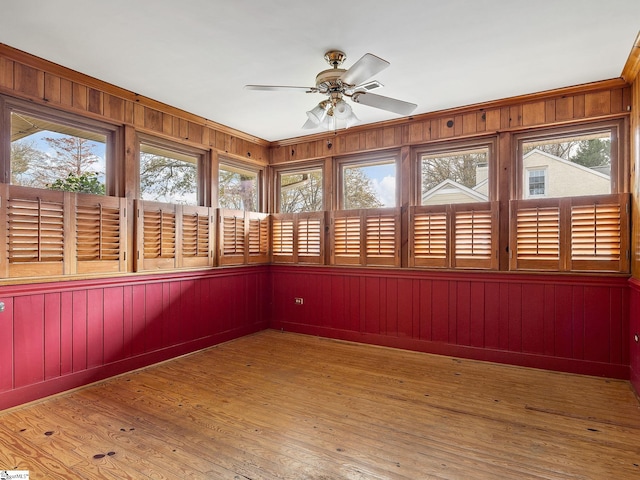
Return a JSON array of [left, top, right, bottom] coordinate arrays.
[[422, 179, 488, 203], [523, 149, 611, 179], [0, 1, 639, 142]]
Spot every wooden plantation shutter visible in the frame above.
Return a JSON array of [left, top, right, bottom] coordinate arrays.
[[181, 205, 214, 268], [1, 185, 66, 278], [272, 215, 295, 262], [247, 212, 270, 264], [218, 208, 246, 265], [0, 186, 129, 278], [135, 200, 177, 271], [510, 194, 628, 273], [510, 199, 561, 271], [569, 193, 629, 272], [409, 202, 497, 269], [76, 193, 127, 274], [364, 208, 400, 266], [272, 212, 325, 264], [332, 211, 362, 265], [409, 205, 448, 268], [331, 208, 400, 266], [297, 212, 324, 264], [452, 203, 498, 269]]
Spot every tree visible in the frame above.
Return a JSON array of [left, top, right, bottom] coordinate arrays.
[[343, 168, 383, 209], [43, 135, 102, 176], [10, 139, 47, 187], [421, 152, 486, 193], [280, 171, 323, 213], [570, 138, 611, 168], [218, 170, 257, 211], [49, 172, 105, 195], [140, 153, 197, 204]]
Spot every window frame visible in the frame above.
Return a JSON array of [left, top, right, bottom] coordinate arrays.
[[413, 138, 497, 207], [525, 167, 548, 198], [2, 97, 120, 195], [218, 158, 264, 212], [513, 119, 627, 200], [335, 151, 400, 210], [273, 162, 325, 214], [138, 133, 208, 206]]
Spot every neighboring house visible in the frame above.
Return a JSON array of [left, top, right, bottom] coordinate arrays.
[[421, 148, 610, 204], [522, 148, 610, 198], [422, 178, 488, 205]]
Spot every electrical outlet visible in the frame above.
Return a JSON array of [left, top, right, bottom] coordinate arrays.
[[294, 297, 304, 305]]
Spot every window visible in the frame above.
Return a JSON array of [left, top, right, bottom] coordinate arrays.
[[339, 155, 397, 209], [520, 130, 612, 199], [526, 168, 547, 198], [418, 145, 490, 205], [219, 162, 260, 211], [139, 140, 200, 205], [511, 121, 628, 273], [9, 108, 111, 195], [278, 167, 323, 213]]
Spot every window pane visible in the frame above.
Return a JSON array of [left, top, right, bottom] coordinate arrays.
[[420, 147, 488, 205], [343, 161, 395, 209], [522, 132, 611, 199], [219, 164, 259, 211], [140, 144, 198, 205], [279, 168, 323, 213], [10, 112, 106, 194], [527, 169, 546, 197]]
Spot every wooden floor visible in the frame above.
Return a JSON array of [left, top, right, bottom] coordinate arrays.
[[1, 330, 639, 479]]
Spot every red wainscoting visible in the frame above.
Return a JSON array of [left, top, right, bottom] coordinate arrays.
[[0, 266, 270, 410], [270, 266, 630, 379], [629, 279, 640, 395]]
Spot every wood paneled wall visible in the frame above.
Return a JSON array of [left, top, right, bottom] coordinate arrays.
[[0, 267, 270, 410], [271, 80, 630, 164], [626, 34, 640, 395], [270, 266, 629, 379], [0, 44, 269, 163]]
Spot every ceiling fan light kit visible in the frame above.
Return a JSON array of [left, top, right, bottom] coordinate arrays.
[[246, 50, 417, 132]]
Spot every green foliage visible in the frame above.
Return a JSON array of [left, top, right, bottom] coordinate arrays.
[[570, 138, 611, 168], [48, 172, 105, 195]]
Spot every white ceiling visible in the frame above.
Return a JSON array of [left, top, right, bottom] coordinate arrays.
[[1, 1, 639, 142]]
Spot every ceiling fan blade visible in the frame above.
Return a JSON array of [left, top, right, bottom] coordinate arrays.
[[340, 53, 390, 86], [352, 92, 417, 116], [245, 85, 316, 92]]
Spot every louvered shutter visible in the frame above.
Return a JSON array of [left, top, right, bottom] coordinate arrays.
[[181, 205, 213, 268], [247, 212, 270, 264], [218, 208, 246, 265], [297, 212, 324, 264], [569, 193, 629, 272], [332, 212, 362, 265], [452, 203, 497, 269], [76, 193, 127, 274], [410, 206, 448, 268], [3, 185, 66, 278], [510, 199, 561, 271], [272, 215, 295, 263], [134, 200, 177, 271], [364, 209, 400, 266]]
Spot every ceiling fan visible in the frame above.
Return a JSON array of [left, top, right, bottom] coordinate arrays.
[[245, 50, 417, 131]]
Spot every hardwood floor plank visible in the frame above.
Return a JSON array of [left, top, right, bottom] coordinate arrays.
[[1, 330, 639, 479]]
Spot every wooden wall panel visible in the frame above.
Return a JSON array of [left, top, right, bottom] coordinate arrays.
[[0, 266, 270, 410], [270, 266, 630, 379], [271, 85, 630, 163]]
